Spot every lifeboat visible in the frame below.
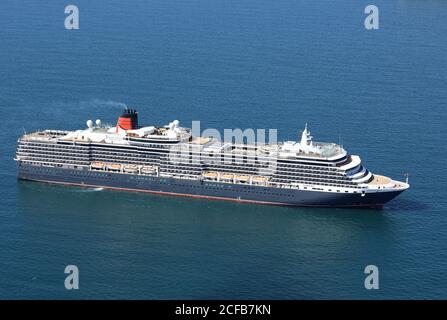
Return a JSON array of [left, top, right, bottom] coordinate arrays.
[[141, 165, 156, 175], [221, 173, 234, 181], [123, 164, 138, 173], [203, 171, 218, 179], [91, 162, 104, 170], [236, 175, 250, 182], [106, 163, 121, 171], [252, 176, 268, 184]]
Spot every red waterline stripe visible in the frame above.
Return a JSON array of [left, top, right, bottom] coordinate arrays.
[[23, 178, 294, 206], [21, 178, 383, 208]]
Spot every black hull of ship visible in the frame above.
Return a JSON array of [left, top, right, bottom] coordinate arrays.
[[17, 163, 403, 208]]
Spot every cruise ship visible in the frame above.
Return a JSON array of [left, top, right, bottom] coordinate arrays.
[[15, 109, 409, 207]]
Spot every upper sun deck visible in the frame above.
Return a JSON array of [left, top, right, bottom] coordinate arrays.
[[20, 120, 191, 145], [20, 128, 347, 165], [279, 141, 346, 160], [19, 110, 347, 162], [20, 130, 69, 142], [272, 124, 346, 161], [180, 136, 346, 163], [183, 123, 347, 161]]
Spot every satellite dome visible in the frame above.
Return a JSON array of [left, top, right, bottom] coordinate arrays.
[[95, 119, 101, 127], [173, 120, 180, 127], [86, 120, 93, 128]]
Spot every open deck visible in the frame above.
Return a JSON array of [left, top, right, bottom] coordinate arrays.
[[368, 174, 391, 186]]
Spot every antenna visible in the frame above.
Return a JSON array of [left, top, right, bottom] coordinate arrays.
[[338, 134, 343, 149]]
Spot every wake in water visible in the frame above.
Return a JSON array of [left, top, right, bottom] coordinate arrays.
[[73, 187, 104, 192]]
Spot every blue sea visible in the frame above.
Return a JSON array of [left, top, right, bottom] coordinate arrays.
[[0, 0, 446, 299]]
